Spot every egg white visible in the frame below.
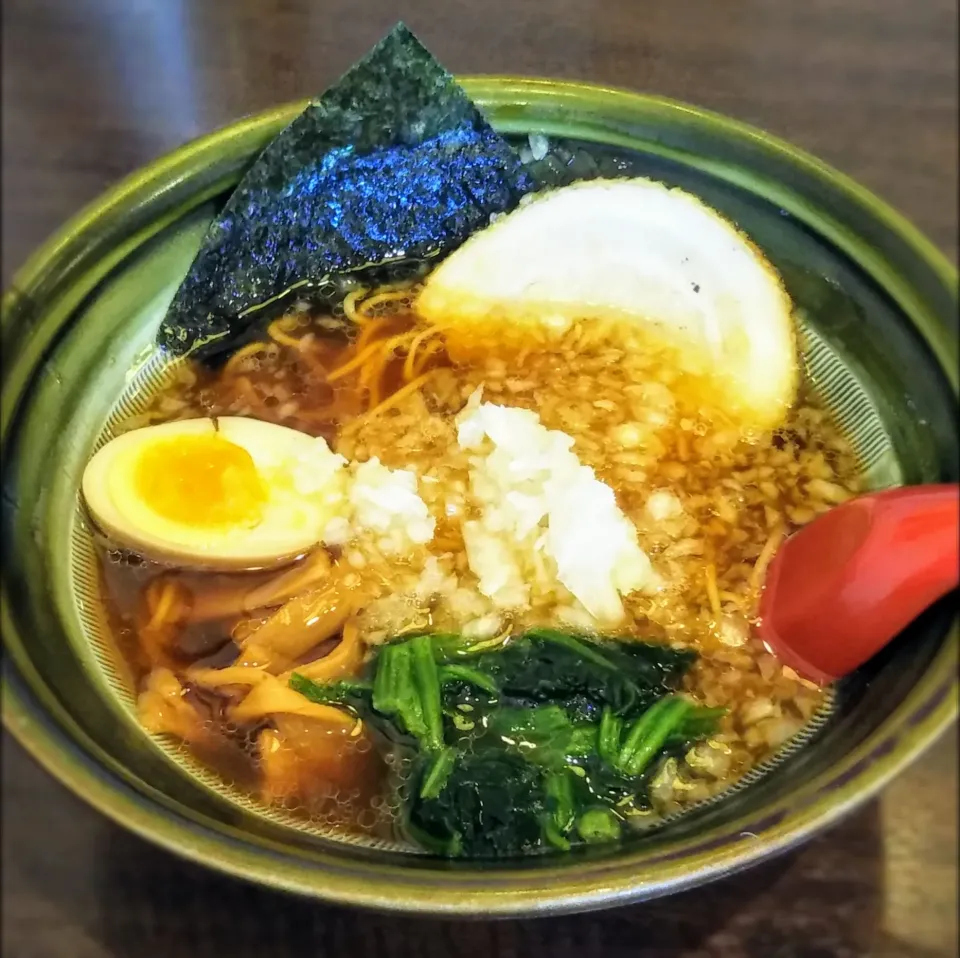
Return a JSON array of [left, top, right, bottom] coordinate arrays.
[[81, 417, 347, 570]]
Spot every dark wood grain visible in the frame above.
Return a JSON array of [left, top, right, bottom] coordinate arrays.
[[2, 1, 957, 956]]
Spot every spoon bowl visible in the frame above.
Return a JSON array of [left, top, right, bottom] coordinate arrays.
[[758, 484, 959, 683]]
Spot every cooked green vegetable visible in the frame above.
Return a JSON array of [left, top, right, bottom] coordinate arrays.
[[463, 631, 694, 723], [410, 751, 546, 858], [525, 628, 619, 670], [487, 705, 596, 767], [577, 808, 622, 844], [410, 634, 444, 751], [667, 706, 728, 746], [598, 707, 623, 767], [545, 769, 577, 832], [543, 770, 577, 850], [372, 642, 402, 714], [288, 675, 371, 704], [376, 642, 429, 741], [420, 747, 457, 799], [288, 628, 724, 857], [437, 664, 499, 697], [618, 695, 691, 777]]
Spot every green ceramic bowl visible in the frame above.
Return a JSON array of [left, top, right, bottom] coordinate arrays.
[[2, 78, 957, 917]]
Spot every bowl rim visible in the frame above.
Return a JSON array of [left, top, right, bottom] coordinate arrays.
[[2, 76, 958, 917]]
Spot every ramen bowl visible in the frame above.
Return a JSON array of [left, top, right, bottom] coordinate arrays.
[[2, 78, 957, 916]]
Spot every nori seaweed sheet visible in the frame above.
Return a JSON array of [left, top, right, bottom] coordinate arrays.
[[157, 23, 536, 360]]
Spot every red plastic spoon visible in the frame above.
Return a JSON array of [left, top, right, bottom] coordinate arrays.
[[756, 483, 959, 684]]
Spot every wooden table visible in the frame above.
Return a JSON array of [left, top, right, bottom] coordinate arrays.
[[2, 1, 957, 955]]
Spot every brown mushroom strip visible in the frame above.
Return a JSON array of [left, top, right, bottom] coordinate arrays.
[[176, 550, 333, 623], [185, 665, 269, 689], [233, 582, 353, 672], [137, 668, 205, 741], [231, 674, 356, 726], [278, 618, 365, 684]]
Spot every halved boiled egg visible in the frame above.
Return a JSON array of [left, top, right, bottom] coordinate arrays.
[[82, 417, 347, 570], [418, 178, 798, 429]]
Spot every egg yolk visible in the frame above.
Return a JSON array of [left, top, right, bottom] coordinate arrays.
[[134, 433, 267, 528]]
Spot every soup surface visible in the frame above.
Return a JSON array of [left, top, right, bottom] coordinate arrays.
[[94, 285, 861, 854]]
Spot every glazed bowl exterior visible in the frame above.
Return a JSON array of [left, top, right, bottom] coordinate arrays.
[[2, 78, 957, 916]]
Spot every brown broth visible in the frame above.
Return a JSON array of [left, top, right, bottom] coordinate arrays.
[[96, 300, 862, 833]]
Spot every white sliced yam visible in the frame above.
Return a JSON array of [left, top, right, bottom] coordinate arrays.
[[418, 178, 798, 428]]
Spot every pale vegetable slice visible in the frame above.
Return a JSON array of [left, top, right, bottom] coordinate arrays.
[[277, 618, 365, 684], [178, 549, 334, 623], [137, 668, 203, 740], [186, 665, 269, 689], [187, 619, 364, 700], [418, 178, 798, 428], [231, 674, 356, 726], [232, 582, 353, 672], [189, 619, 364, 690]]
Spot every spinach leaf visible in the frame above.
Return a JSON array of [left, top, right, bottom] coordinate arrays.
[[598, 707, 624, 766], [577, 807, 622, 844], [288, 674, 371, 706], [618, 696, 692, 777], [409, 634, 445, 751], [409, 750, 548, 858], [290, 629, 723, 858], [438, 663, 499, 697], [468, 632, 692, 723], [419, 747, 457, 799], [373, 642, 428, 741], [487, 705, 595, 768]]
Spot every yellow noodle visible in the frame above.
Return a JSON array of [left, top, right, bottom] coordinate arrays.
[[146, 580, 181, 630], [267, 318, 304, 349], [342, 288, 369, 324], [704, 562, 722, 619], [223, 341, 270, 376], [750, 526, 785, 593], [402, 326, 440, 381], [411, 338, 444, 378], [342, 371, 435, 433], [356, 287, 412, 315], [364, 355, 385, 409], [357, 343, 388, 389], [378, 329, 421, 353], [353, 316, 391, 355], [327, 337, 391, 383]]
